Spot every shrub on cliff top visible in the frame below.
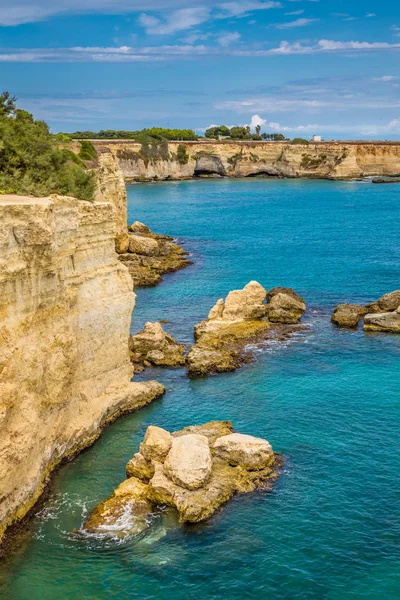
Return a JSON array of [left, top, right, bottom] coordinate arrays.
[[0, 92, 95, 200]]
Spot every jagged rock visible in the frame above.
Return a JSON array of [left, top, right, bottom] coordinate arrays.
[[115, 231, 129, 254], [163, 434, 212, 490], [118, 222, 192, 287], [331, 303, 369, 328], [82, 477, 152, 537], [364, 309, 400, 332], [213, 433, 274, 470], [188, 281, 305, 377], [126, 452, 155, 481], [129, 322, 185, 368], [128, 234, 159, 256], [130, 221, 151, 234], [88, 421, 281, 527], [266, 287, 305, 304], [366, 290, 400, 313], [265, 291, 306, 324], [139, 425, 173, 462]]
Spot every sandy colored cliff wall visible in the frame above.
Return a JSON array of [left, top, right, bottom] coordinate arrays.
[[0, 194, 163, 542], [92, 140, 400, 181]]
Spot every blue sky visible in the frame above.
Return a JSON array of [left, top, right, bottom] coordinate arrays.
[[1, 0, 400, 139]]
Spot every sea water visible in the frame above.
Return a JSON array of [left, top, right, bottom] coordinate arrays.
[[1, 178, 399, 599]]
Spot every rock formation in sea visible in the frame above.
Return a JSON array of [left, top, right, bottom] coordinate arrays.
[[129, 322, 186, 369], [0, 194, 164, 544], [83, 421, 281, 535], [332, 290, 400, 332], [91, 139, 400, 182], [187, 281, 306, 376], [117, 221, 192, 287]]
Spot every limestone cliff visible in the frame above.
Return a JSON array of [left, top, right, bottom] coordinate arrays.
[[0, 194, 164, 543], [92, 140, 400, 181], [94, 148, 128, 236]]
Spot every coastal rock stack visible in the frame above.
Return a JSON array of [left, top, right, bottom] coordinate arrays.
[[83, 421, 281, 536], [187, 281, 306, 376], [129, 322, 186, 369]]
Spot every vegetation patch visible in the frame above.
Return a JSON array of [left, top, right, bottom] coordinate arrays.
[[176, 144, 189, 165]]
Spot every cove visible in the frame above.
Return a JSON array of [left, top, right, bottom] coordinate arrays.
[[0, 178, 399, 600]]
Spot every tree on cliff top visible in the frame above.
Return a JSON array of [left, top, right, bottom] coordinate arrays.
[[0, 92, 95, 200]]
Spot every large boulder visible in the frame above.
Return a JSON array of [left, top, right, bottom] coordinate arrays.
[[115, 231, 129, 254], [214, 433, 274, 470], [130, 221, 151, 235], [82, 478, 151, 537], [128, 234, 159, 256], [331, 303, 368, 328], [364, 309, 400, 332], [139, 425, 173, 462], [366, 290, 400, 313], [129, 322, 185, 367], [213, 281, 267, 322], [163, 434, 212, 490], [265, 291, 306, 324]]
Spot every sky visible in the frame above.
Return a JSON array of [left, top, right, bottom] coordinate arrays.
[[1, 0, 400, 139]]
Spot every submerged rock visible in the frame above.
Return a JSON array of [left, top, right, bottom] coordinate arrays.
[[364, 309, 400, 332], [331, 303, 368, 328], [82, 478, 152, 537], [118, 222, 192, 287], [129, 322, 186, 368], [188, 281, 306, 377], [88, 421, 281, 530]]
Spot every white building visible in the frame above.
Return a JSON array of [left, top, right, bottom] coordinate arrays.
[[312, 135, 322, 142]]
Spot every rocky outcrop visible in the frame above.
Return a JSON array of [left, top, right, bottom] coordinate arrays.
[[187, 282, 306, 376], [83, 421, 281, 534], [118, 221, 191, 287], [94, 148, 128, 239], [265, 288, 306, 324], [332, 290, 400, 332], [129, 322, 185, 369], [0, 194, 164, 544], [364, 309, 400, 332], [331, 304, 369, 328], [92, 140, 400, 182]]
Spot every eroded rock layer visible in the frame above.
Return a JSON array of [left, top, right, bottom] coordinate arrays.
[[0, 194, 164, 542], [92, 140, 400, 182]]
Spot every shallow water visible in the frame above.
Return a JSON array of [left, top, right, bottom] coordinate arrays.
[[1, 178, 400, 599]]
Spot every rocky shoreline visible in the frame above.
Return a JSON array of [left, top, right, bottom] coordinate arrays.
[[82, 421, 282, 536], [117, 221, 192, 287]]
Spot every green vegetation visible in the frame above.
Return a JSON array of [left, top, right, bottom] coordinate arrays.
[[205, 124, 289, 141], [176, 144, 189, 165], [67, 128, 198, 141], [78, 140, 97, 161], [0, 92, 95, 200], [291, 138, 310, 145]]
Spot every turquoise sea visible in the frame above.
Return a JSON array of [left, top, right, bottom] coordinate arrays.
[[1, 178, 400, 599]]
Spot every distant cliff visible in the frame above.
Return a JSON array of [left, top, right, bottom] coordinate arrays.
[[92, 140, 400, 181], [0, 194, 163, 544]]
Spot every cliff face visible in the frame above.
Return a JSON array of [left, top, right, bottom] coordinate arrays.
[[92, 140, 400, 181], [0, 195, 163, 542], [94, 148, 128, 235]]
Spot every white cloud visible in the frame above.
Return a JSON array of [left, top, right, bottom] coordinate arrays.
[[217, 31, 241, 46], [217, 97, 400, 112], [250, 114, 266, 129], [365, 13, 376, 18], [276, 18, 319, 29], [139, 7, 209, 34], [374, 75, 398, 82], [263, 39, 400, 55], [218, 1, 281, 17], [285, 10, 304, 15]]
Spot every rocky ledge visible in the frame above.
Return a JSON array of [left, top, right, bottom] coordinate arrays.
[[129, 322, 186, 370], [116, 221, 192, 287], [187, 281, 306, 377], [331, 290, 400, 332], [82, 421, 281, 536]]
